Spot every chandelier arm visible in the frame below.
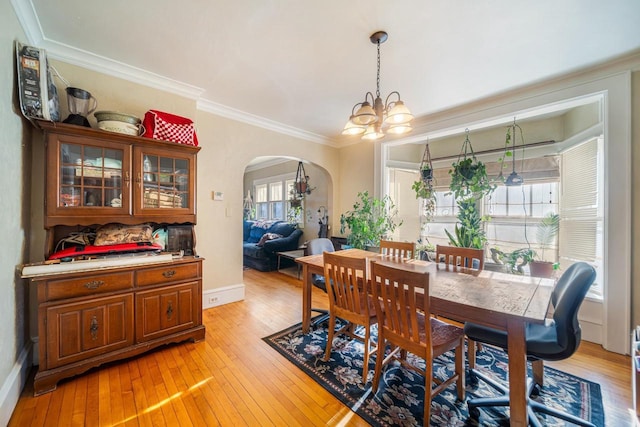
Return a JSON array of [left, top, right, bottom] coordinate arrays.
[[384, 91, 402, 109]]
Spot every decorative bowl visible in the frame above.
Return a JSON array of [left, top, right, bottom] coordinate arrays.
[[94, 111, 141, 125]]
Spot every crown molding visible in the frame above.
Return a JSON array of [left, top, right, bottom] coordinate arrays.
[[10, 0, 42, 45], [196, 98, 336, 146], [47, 40, 206, 100]]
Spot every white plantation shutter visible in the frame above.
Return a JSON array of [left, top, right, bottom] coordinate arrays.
[[559, 138, 601, 263]]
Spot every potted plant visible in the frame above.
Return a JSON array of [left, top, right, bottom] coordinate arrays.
[[339, 191, 403, 251], [420, 164, 433, 181], [529, 213, 560, 278], [448, 130, 497, 202], [490, 247, 536, 275], [449, 157, 496, 201], [444, 199, 487, 249], [287, 204, 302, 225], [411, 179, 436, 222], [416, 240, 435, 261]]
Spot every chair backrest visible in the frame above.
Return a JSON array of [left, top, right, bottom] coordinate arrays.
[[548, 262, 596, 359], [370, 261, 430, 355], [380, 240, 416, 259], [435, 245, 484, 271], [323, 252, 370, 320], [307, 238, 335, 255]]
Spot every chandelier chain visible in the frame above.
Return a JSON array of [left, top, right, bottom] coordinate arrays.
[[376, 40, 381, 98]]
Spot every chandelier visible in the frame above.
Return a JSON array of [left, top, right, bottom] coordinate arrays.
[[342, 31, 414, 141]]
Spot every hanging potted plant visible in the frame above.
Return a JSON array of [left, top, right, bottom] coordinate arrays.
[[412, 143, 436, 219], [339, 191, 402, 251], [449, 129, 496, 201], [420, 164, 433, 181], [529, 213, 560, 278], [289, 189, 302, 208]]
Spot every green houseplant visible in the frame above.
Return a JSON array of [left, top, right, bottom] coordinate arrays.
[[490, 247, 536, 275], [529, 213, 560, 277], [445, 130, 496, 252], [340, 191, 402, 250], [444, 199, 488, 249], [449, 157, 496, 202]]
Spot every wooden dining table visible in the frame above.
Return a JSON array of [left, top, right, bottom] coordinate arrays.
[[296, 248, 555, 427]]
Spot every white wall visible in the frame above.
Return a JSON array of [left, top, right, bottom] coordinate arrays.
[[0, 4, 32, 424]]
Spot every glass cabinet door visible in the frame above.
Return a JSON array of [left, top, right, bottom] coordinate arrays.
[[133, 147, 195, 215], [48, 136, 131, 218]]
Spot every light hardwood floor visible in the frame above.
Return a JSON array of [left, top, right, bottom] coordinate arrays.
[[9, 268, 635, 426]]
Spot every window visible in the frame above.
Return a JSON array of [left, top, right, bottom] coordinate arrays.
[[252, 174, 303, 227]]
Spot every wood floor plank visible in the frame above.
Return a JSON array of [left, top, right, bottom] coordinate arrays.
[[8, 267, 634, 426]]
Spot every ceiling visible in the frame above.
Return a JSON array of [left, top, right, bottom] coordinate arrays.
[[12, 0, 640, 145]]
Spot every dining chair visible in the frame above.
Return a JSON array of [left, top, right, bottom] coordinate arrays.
[[435, 245, 486, 362], [435, 245, 484, 271], [464, 262, 597, 427], [306, 238, 335, 326], [379, 240, 416, 259], [323, 251, 378, 383], [370, 261, 465, 425]]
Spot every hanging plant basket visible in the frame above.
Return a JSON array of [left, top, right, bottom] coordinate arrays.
[[295, 182, 308, 195], [413, 143, 436, 200], [449, 129, 496, 201], [421, 167, 433, 181]]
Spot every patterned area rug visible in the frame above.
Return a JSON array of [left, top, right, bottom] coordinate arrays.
[[263, 319, 604, 426]]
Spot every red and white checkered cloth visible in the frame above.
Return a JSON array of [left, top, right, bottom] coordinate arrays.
[[142, 110, 199, 146]]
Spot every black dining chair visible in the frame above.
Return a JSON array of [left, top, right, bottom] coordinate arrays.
[[306, 238, 334, 326], [464, 262, 597, 427]]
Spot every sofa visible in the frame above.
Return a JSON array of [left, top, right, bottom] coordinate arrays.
[[243, 220, 303, 271]]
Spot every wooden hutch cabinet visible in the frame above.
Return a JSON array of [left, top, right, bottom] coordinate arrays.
[[27, 121, 205, 395]]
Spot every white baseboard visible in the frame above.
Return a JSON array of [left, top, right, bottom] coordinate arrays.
[[203, 284, 245, 309], [0, 342, 32, 426]]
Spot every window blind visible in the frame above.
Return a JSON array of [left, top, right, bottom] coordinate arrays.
[[559, 138, 600, 262]]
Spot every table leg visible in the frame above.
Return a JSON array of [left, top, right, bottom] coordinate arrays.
[[507, 318, 528, 426], [301, 264, 312, 333]]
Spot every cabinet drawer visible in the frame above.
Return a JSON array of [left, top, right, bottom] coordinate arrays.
[[45, 271, 134, 301], [136, 263, 199, 287]]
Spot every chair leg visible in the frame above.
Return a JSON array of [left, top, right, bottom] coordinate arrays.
[[467, 339, 477, 370], [372, 339, 386, 392], [532, 359, 544, 388], [455, 338, 465, 401], [362, 326, 371, 383], [323, 314, 337, 361], [529, 399, 596, 427], [423, 356, 434, 426]]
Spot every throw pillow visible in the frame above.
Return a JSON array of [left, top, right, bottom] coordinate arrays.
[[257, 233, 282, 247], [94, 223, 153, 246]]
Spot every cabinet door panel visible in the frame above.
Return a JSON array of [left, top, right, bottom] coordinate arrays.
[[133, 146, 196, 217], [46, 134, 132, 223], [46, 294, 134, 369], [136, 283, 196, 342]]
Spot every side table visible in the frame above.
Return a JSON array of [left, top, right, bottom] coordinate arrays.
[[276, 249, 306, 278]]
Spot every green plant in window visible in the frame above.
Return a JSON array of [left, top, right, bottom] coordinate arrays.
[[491, 247, 536, 274], [339, 191, 402, 250], [444, 199, 488, 249], [449, 157, 496, 201], [536, 212, 560, 260]]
